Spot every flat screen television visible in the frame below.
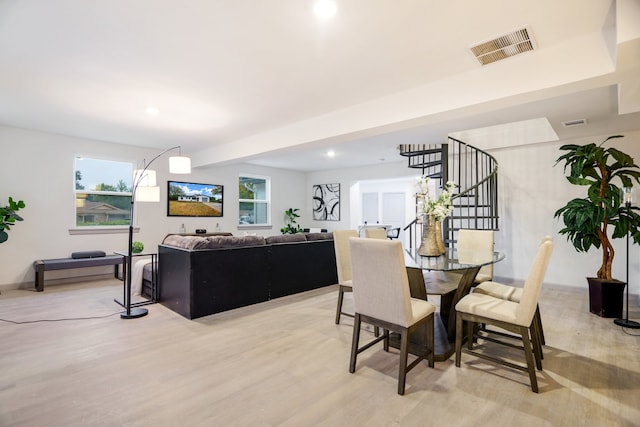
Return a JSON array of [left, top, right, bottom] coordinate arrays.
[[167, 180, 223, 217]]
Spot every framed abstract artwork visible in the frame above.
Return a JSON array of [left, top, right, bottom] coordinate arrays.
[[313, 183, 340, 221]]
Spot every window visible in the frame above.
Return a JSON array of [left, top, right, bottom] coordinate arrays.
[[74, 157, 133, 227], [238, 175, 270, 225]]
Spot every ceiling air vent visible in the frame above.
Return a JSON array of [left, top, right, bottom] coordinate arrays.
[[470, 27, 536, 66], [562, 118, 587, 127]]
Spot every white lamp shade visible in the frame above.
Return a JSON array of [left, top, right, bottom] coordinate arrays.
[[135, 186, 160, 202], [169, 156, 191, 174], [133, 169, 157, 187]]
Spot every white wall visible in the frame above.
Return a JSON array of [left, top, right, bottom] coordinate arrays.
[[491, 130, 640, 295], [0, 126, 306, 289], [308, 130, 640, 295], [4, 124, 640, 296], [306, 161, 416, 232]]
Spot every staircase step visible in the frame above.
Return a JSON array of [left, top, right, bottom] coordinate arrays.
[[407, 160, 442, 169], [399, 146, 443, 157], [452, 204, 492, 208], [399, 137, 498, 250]]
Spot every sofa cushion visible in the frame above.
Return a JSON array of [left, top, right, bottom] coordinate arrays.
[[169, 232, 233, 237], [265, 234, 307, 244], [162, 235, 211, 250], [305, 232, 334, 241], [204, 235, 266, 248]]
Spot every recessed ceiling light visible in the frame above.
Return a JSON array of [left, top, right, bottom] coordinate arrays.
[[145, 106, 160, 116], [314, 0, 337, 18], [327, 150, 336, 157]]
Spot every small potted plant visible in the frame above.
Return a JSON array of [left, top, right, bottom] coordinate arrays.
[[554, 135, 640, 316], [280, 208, 303, 234], [132, 241, 144, 254]]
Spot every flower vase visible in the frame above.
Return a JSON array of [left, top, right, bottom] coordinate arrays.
[[435, 219, 446, 253], [418, 215, 446, 257]]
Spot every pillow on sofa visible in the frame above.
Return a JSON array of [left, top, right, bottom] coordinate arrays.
[[305, 232, 334, 241], [173, 232, 233, 237], [265, 234, 307, 244], [204, 235, 266, 248], [162, 235, 211, 250]]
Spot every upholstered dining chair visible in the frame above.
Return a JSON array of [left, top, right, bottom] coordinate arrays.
[[473, 236, 553, 347], [333, 230, 359, 325], [386, 227, 401, 239], [456, 229, 494, 285], [349, 237, 436, 395], [454, 237, 553, 393], [364, 228, 388, 239]]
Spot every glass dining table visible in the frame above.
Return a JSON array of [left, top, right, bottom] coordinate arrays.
[[402, 247, 505, 361]]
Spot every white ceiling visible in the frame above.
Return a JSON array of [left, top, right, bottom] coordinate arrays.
[[1, 0, 639, 171]]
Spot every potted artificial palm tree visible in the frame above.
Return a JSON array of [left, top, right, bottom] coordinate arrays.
[[554, 135, 640, 317]]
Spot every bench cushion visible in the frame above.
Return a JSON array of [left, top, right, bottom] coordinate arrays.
[[34, 255, 123, 271]]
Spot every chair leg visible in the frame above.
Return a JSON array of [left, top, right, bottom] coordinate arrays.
[[426, 313, 435, 368], [335, 286, 345, 324], [455, 313, 463, 367], [349, 313, 362, 373], [535, 305, 546, 346], [530, 324, 543, 371], [397, 329, 409, 395], [466, 319, 474, 350], [531, 319, 544, 361], [520, 326, 539, 393]]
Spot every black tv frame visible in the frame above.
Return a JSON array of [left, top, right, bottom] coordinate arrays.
[[167, 180, 224, 217]]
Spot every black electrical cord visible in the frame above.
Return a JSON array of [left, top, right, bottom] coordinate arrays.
[[0, 311, 121, 324], [621, 327, 640, 337]]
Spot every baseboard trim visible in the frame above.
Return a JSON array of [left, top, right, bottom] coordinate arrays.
[[0, 273, 118, 292]]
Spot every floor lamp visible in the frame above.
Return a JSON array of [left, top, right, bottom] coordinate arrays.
[[614, 186, 640, 329], [121, 146, 191, 319]]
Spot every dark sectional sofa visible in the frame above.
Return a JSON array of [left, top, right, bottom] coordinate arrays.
[[157, 232, 337, 319]]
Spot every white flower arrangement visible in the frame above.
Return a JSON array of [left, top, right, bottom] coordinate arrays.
[[415, 177, 457, 221]]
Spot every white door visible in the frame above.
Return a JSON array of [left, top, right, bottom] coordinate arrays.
[[382, 192, 405, 243], [362, 192, 378, 225]]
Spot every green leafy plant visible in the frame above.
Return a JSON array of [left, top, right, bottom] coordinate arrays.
[[280, 208, 303, 234], [554, 135, 640, 280], [0, 197, 26, 244], [132, 241, 144, 253]]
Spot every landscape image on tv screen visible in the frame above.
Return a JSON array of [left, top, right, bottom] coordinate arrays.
[[167, 181, 223, 217]]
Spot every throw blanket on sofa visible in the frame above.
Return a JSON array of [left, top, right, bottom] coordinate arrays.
[[131, 258, 151, 296]]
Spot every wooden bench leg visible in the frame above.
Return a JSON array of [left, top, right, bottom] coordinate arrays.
[[35, 262, 45, 292]]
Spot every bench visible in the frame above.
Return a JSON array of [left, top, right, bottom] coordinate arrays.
[[33, 255, 124, 291]]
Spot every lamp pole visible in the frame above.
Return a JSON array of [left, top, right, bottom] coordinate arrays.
[[614, 196, 640, 329], [121, 194, 146, 319], [121, 146, 189, 319]]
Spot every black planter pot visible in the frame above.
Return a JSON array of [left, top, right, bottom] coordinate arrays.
[[587, 277, 626, 318]]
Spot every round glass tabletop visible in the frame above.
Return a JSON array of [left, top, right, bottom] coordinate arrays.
[[404, 248, 505, 272]]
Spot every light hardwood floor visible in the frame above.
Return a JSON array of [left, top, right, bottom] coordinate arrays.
[[1, 279, 639, 427]]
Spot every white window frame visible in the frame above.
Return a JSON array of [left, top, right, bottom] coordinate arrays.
[[238, 174, 271, 227], [72, 156, 134, 233]]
